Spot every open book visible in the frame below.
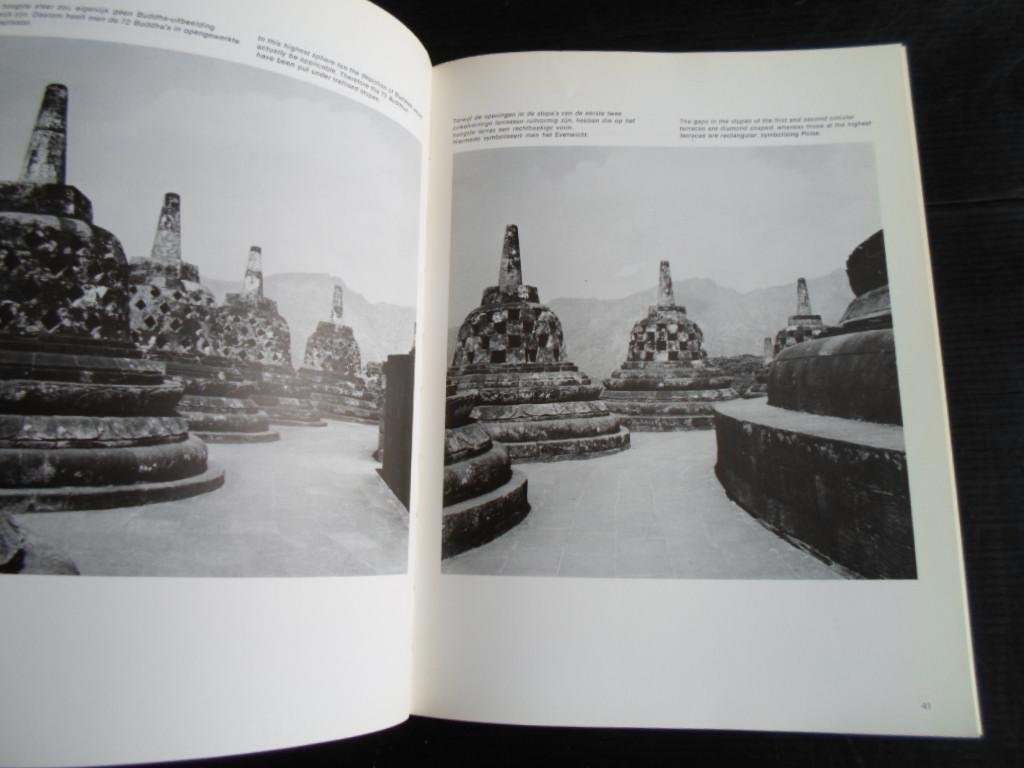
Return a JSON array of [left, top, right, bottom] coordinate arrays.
[[0, 0, 980, 764]]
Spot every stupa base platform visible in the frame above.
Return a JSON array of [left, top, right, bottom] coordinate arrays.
[[499, 427, 631, 462], [193, 430, 280, 444], [252, 396, 327, 427], [0, 463, 225, 513], [442, 470, 529, 559], [617, 414, 715, 431], [177, 395, 279, 444], [713, 398, 915, 579]]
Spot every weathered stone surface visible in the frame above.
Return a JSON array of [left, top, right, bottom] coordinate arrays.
[[768, 328, 902, 425], [444, 444, 514, 505], [442, 470, 529, 559], [449, 225, 627, 461], [0, 212, 130, 341], [604, 261, 736, 430], [0, 414, 188, 448], [503, 428, 631, 462], [444, 422, 492, 465], [773, 277, 827, 355], [838, 285, 891, 330], [714, 399, 915, 579], [845, 229, 887, 296], [0, 85, 219, 511]]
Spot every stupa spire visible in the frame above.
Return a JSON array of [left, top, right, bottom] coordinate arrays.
[[20, 83, 68, 184], [763, 336, 774, 365], [243, 245, 263, 299], [331, 285, 344, 324], [150, 193, 181, 263], [657, 260, 675, 307], [498, 224, 523, 295], [796, 277, 812, 316]]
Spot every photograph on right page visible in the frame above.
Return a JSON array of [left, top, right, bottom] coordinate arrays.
[[440, 142, 914, 580]]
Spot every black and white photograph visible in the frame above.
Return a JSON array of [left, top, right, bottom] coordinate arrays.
[[0, 36, 420, 577], [441, 143, 914, 580]]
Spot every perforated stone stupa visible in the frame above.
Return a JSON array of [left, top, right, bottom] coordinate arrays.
[[773, 277, 827, 355], [442, 382, 529, 557], [298, 286, 380, 424], [449, 225, 629, 461], [0, 85, 223, 511], [602, 261, 736, 430], [714, 230, 915, 578], [210, 247, 325, 427], [128, 194, 278, 443]]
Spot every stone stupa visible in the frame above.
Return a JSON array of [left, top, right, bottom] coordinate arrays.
[[442, 383, 530, 558], [128, 194, 279, 443], [773, 277, 827, 355], [0, 84, 224, 511], [209, 246, 325, 427], [448, 225, 629, 462], [714, 230, 915, 579], [298, 286, 380, 424], [602, 261, 737, 430]]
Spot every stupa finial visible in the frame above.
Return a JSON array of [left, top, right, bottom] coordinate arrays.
[[331, 285, 344, 324], [20, 83, 68, 184], [657, 260, 675, 307], [796, 278, 813, 316], [150, 193, 181, 263], [498, 224, 523, 295], [243, 245, 263, 299]]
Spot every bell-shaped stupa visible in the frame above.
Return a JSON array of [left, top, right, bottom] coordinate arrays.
[[209, 246, 325, 427], [128, 194, 278, 442], [298, 285, 380, 424], [714, 230, 914, 578], [773, 277, 827, 354], [448, 225, 629, 461], [0, 85, 224, 511], [602, 261, 736, 430]]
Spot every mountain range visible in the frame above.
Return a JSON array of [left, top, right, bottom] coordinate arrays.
[[447, 269, 855, 381], [206, 273, 415, 369]]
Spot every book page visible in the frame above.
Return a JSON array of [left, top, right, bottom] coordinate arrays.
[[0, 0, 430, 765], [412, 46, 979, 737]]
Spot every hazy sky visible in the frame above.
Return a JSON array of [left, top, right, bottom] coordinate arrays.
[[449, 144, 881, 322], [0, 36, 421, 306]]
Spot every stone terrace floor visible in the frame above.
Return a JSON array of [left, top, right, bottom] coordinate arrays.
[[15, 421, 409, 577], [443, 431, 845, 579]]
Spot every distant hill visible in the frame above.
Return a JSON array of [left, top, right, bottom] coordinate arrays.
[[206, 273, 415, 369], [447, 270, 853, 381]]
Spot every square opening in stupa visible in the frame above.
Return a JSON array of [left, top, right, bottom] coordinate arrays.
[[297, 285, 381, 425], [209, 246, 326, 427], [602, 260, 738, 430], [448, 225, 630, 462], [714, 230, 916, 579], [0, 84, 224, 515], [128, 193, 279, 444]]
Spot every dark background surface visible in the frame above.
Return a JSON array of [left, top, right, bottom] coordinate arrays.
[[190, 1, 1021, 766]]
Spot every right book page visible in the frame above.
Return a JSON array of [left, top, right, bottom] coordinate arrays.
[[411, 44, 980, 736]]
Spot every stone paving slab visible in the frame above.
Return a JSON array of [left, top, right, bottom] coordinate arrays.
[[14, 422, 408, 577], [443, 431, 845, 580]]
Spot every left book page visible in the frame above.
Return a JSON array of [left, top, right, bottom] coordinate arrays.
[[0, 1, 431, 765]]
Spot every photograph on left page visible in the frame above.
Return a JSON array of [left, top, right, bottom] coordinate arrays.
[[0, 36, 420, 577]]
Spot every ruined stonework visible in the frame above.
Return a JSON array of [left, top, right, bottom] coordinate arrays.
[[448, 225, 629, 462], [742, 337, 774, 398], [603, 261, 737, 430], [442, 382, 529, 558], [773, 277, 827, 355], [210, 247, 324, 427], [0, 85, 224, 515], [128, 195, 278, 443], [714, 230, 915, 578], [298, 285, 380, 424]]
